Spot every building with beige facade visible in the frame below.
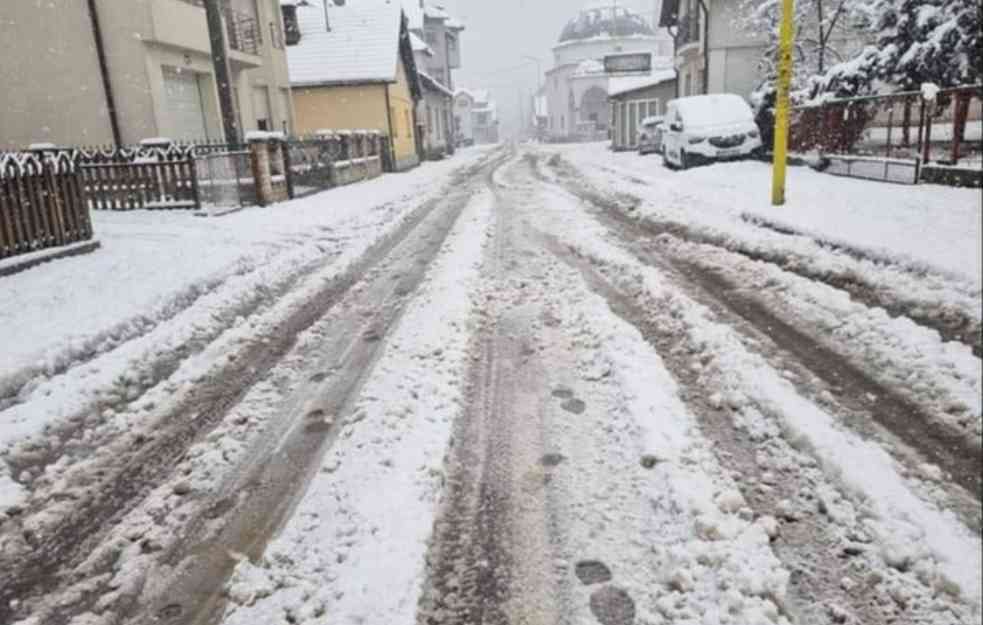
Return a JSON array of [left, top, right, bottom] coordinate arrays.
[[285, 0, 422, 172], [0, 0, 294, 150]]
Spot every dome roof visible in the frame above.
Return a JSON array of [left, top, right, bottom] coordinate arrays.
[[558, 4, 655, 44]]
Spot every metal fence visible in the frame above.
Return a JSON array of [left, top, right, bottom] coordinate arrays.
[[791, 85, 982, 184], [284, 131, 385, 198], [195, 151, 255, 210]]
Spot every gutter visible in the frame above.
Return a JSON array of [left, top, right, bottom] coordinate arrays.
[[698, 0, 710, 94], [86, 0, 122, 147]]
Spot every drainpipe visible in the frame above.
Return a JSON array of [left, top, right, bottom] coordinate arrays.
[[698, 0, 710, 94], [86, 0, 122, 147]]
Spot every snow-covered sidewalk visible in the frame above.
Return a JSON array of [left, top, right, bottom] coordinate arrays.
[[0, 148, 492, 401], [559, 143, 982, 286]]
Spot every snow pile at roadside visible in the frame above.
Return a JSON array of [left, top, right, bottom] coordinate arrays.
[[220, 192, 494, 625], [561, 145, 982, 287], [536, 183, 983, 613], [663, 237, 982, 439]]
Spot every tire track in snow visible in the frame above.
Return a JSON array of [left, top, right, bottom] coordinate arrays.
[[418, 153, 564, 625], [519, 153, 980, 621], [0, 150, 510, 625], [537, 154, 982, 499], [546, 154, 982, 358]]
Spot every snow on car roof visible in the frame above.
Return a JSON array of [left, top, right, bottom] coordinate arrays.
[[671, 94, 753, 126]]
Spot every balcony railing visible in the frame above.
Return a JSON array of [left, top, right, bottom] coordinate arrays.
[[225, 7, 263, 55], [169, 1, 263, 56]]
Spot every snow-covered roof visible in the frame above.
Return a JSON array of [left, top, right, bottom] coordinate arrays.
[[410, 32, 433, 56], [608, 69, 676, 97], [404, 1, 464, 31], [287, 0, 403, 87], [559, 3, 654, 44], [419, 70, 454, 97]]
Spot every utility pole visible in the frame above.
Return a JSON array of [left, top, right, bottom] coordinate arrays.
[[771, 0, 794, 206], [86, 0, 122, 147], [205, 0, 240, 146]]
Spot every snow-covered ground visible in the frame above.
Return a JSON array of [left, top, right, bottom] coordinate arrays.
[[517, 152, 982, 620], [1, 143, 979, 625], [559, 142, 982, 286], [0, 148, 494, 512], [222, 190, 494, 625], [0, 149, 493, 391]]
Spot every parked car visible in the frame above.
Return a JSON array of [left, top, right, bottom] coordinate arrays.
[[662, 94, 763, 169], [638, 116, 664, 155]]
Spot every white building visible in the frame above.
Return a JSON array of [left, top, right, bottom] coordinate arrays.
[[545, 2, 674, 141], [456, 89, 499, 144]]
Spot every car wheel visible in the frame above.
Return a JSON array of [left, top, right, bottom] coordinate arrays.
[[679, 150, 690, 170]]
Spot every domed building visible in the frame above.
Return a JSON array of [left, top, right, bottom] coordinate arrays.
[[544, 2, 674, 141]]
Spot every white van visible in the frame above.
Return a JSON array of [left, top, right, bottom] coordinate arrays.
[[662, 94, 763, 169]]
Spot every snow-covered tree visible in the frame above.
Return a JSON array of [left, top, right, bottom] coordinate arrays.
[[813, 0, 981, 97], [738, 0, 871, 90]]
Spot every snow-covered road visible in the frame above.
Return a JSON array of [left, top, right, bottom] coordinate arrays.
[[1, 144, 979, 625]]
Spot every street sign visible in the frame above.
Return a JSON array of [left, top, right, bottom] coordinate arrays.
[[603, 53, 652, 75]]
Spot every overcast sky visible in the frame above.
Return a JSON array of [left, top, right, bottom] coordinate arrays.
[[430, 0, 665, 138]]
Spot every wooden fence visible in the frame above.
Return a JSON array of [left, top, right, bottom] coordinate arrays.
[[0, 155, 93, 260], [80, 159, 200, 210]]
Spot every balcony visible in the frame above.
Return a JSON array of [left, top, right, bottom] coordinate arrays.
[[225, 7, 263, 56], [151, 0, 262, 61]]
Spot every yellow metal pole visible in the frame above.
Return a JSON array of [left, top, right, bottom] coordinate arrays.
[[771, 0, 795, 206]]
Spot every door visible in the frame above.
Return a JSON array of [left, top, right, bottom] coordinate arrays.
[[162, 67, 208, 141], [252, 86, 271, 132]]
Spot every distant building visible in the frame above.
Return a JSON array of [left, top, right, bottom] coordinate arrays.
[[406, 2, 465, 158], [454, 89, 476, 146], [0, 0, 294, 150], [456, 90, 499, 145], [285, 0, 422, 171], [609, 72, 676, 150], [544, 2, 675, 142]]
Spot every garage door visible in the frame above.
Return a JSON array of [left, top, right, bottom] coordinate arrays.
[[163, 67, 208, 141]]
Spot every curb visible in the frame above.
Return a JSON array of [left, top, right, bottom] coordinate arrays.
[[0, 240, 102, 278]]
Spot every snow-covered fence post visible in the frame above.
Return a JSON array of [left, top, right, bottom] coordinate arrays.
[[920, 84, 939, 164]]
